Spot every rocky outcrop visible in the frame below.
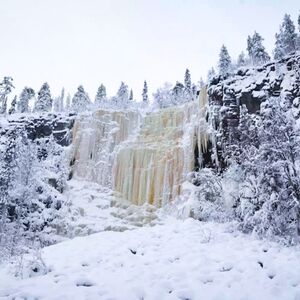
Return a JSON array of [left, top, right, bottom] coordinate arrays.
[[208, 54, 300, 115], [207, 53, 300, 169], [0, 113, 75, 147]]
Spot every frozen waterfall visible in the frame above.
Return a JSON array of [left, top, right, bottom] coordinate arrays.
[[70, 90, 209, 207]]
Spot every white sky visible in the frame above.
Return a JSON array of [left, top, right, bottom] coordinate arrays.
[[0, 0, 299, 101]]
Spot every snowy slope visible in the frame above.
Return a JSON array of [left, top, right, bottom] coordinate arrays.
[[1, 218, 300, 300]]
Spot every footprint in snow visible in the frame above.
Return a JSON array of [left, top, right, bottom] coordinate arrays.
[[75, 278, 95, 287]]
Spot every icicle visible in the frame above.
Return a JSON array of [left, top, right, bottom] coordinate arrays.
[[113, 102, 199, 207], [70, 110, 140, 187]]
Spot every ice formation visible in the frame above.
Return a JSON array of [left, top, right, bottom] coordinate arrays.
[[71, 110, 140, 187], [71, 90, 209, 207]]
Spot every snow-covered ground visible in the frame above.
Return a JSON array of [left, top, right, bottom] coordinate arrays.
[[1, 217, 300, 300]]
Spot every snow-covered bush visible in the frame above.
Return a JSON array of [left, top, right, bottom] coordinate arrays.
[[228, 97, 300, 243], [188, 169, 228, 222], [0, 127, 69, 263]]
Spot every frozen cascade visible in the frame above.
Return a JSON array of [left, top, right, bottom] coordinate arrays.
[[114, 89, 209, 207], [70, 89, 209, 208], [70, 110, 140, 187]]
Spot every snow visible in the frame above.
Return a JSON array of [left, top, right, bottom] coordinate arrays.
[[1, 217, 300, 300]]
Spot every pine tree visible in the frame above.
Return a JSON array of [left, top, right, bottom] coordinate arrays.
[[53, 97, 60, 112], [172, 81, 185, 104], [153, 83, 173, 108], [218, 45, 232, 76], [95, 84, 106, 107], [207, 67, 216, 82], [247, 32, 270, 65], [297, 13, 300, 50], [184, 69, 192, 93], [237, 52, 247, 68], [71, 85, 91, 113], [0, 77, 14, 114], [34, 82, 52, 112], [0, 97, 7, 114], [65, 94, 71, 111], [60, 88, 65, 112], [274, 14, 297, 60], [129, 89, 133, 101], [17, 87, 35, 113], [8, 96, 17, 114], [116, 82, 129, 107], [142, 81, 149, 104]]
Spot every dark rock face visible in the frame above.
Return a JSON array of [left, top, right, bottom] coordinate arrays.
[[2, 113, 75, 146], [206, 53, 300, 170]]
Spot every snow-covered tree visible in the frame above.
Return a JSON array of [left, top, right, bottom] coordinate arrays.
[[17, 87, 35, 113], [297, 13, 300, 50], [184, 69, 192, 94], [53, 97, 60, 112], [129, 89, 133, 101], [247, 32, 270, 65], [65, 94, 71, 111], [60, 88, 65, 112], [8, 96, 17, 115], [142, 81, 149, 104], [71, 85, 91, 113], [117, 82, 129, 102], [53, 89, 65, 113], [34, 83, 52, 112], [95, 84, 106, 107], [218, 45, 232, 77], [172, 81, 185, 104], [0, 77, 14, 114], [274, 14, 297, 60], [207, 67, 216, 82], [153, 83, 173, 109], [235, 98, 300, 241], [237, 52, 247, 68]]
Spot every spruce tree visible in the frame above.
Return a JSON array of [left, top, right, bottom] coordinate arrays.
[[218, 45, 232, 76], [60, 88, 65, 112], [237, 52, 246, 68], [297, 13, 300, 50], [0, 77, 14, 114], [65, 94, 71, 111], [34, 82, 52, 112], [207, 67, 216, 82], [247, 32, 270, 65], [95, 84, 106, 106], [142, 81, 149, 104], [184, 69, 192, 93], [172, 81, 185, 104], [18, 87, 35, 113], [274, 14, 297, 60], [53, 97, 60, 112], [117, 82, 129, 106], [71, 85, 91, 112], [129, 89, 133, 101], [8, 96, 17, 114]]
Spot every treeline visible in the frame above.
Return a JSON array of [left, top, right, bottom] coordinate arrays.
[[0, 79, 150, 115], [211, 13, 300, 78]]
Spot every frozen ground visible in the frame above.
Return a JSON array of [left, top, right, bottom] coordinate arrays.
[[1, 217, 300, 300]]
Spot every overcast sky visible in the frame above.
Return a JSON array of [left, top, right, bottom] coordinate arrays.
[[0, 0, 299, 101]]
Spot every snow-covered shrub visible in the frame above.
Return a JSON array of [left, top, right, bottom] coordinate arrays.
[[230, 97, 300, 243], [188, 169, 228, 222], [0, 127, 69, 263]]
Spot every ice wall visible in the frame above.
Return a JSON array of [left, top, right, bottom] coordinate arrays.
[[71, 110, 140, 187], [71, 90, 209, 208], [114, 91, 208, 207]]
